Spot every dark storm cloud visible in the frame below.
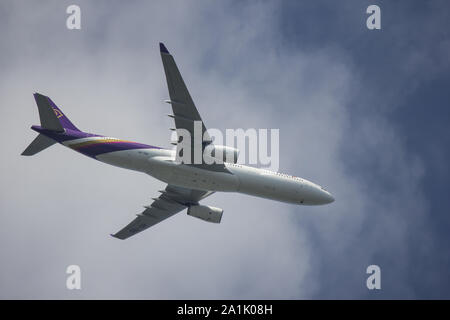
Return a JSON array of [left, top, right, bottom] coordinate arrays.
[[277, 0, 450, 298]]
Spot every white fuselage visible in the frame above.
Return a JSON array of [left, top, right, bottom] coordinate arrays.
[[95, 147, 334, 205]]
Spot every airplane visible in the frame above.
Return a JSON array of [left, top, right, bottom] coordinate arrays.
[[21, 42, 334, 240]]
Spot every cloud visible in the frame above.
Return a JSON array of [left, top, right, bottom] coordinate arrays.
[[0, 0, 437, 298]]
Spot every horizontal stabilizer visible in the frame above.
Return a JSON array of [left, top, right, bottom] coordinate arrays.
[[21, 134, 56, 156]]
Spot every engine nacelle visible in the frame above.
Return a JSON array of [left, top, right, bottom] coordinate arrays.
[[187, 205, 223, 223], [204, 145, 239, 164]]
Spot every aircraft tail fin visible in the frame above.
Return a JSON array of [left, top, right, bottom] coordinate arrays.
[[33, 93, 80, 132], [21, 133, 56, 156], [22, 93, 80, 156]]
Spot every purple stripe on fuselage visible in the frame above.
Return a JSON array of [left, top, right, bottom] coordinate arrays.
[[75, 141, 156, 158], [31, 125, 161, 158]]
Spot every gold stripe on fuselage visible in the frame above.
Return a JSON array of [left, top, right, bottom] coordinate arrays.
[[69, 138, 132, 150]]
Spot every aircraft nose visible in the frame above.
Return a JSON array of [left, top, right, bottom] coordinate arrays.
[[300, 181, 335, 205], [315, 187, 334, 205], [322, 191, 335, 204]]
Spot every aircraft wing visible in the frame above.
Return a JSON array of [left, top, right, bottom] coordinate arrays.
[[111, 185, 213, 240], [160, 42, 229, 171]]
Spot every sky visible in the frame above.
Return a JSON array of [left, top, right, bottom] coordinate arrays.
[[0, 0, 449, 299]]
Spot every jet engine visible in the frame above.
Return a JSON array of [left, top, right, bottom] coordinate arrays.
[[187, 205, 223, 223], [204, 145, 239, 164]]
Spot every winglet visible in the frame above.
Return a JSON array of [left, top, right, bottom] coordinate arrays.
[[159, 42, 169, 54]]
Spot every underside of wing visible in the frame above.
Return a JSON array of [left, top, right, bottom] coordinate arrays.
[[111, 185, 213, 240], [160, 43, 211, 144], [160, 43, 229, 173]]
